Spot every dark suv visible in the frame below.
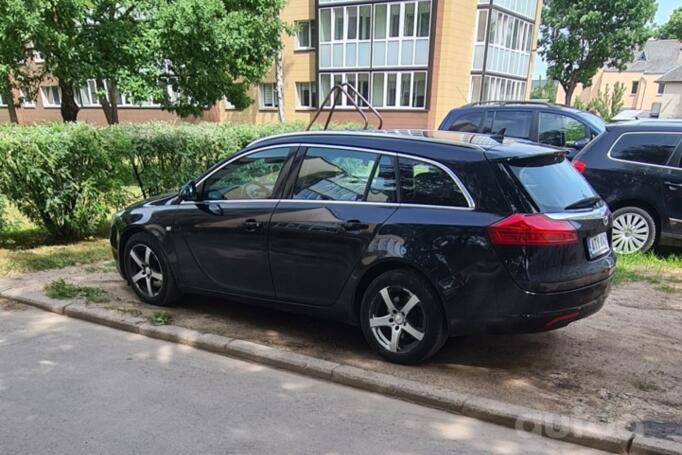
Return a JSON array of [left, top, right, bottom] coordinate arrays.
[[439, 101, 606, 159], [111, 130, 615, 364], [573, 121, 682, 254]]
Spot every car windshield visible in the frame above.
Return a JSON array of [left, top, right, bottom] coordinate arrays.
[[578, 112, 606, 133], [509, 158, 598, 212]]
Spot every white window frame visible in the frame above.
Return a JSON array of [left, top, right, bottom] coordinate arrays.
[[40, 85, 62, 107], [372, 1, 431, 69], [295, 20, 314, 50], [0, 93, 6, 107], [319, 70, 426, 110], [224, 97, 236, 110], [19, 90, 34, 108], [259, 83, 278, 110], [296, 82, 317, 109]]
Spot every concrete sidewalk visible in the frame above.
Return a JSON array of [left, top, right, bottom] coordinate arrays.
[[0, 304, 609, 455]]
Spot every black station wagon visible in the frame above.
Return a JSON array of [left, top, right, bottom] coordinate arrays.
[[111, 130, 615, 364]]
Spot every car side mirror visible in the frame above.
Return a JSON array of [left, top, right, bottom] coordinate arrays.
[[573, 138, 590, 150], [179, 181, 197, 201]]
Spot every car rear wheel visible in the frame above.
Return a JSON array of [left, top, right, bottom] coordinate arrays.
[[612, 207, 656, 254], [360, 270, 446, 365], [123, 232, 179, 306]]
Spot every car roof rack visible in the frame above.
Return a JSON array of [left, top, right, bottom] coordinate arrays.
[[307, 82, 383, 131], [463, 100, 572, 108]]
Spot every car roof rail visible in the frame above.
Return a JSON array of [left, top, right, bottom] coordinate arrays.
[[306, 82, 383, 131], [463, 100, 571, 108]]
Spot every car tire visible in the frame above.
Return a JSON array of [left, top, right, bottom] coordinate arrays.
[[612, 206, 656, 254], [123, 232, 179, 306], [360, 270, 447, 365]]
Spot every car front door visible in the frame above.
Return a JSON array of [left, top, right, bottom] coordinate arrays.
[[268, 145, 398, 306], [174, 146, 294, 298], [663, 142, 682, 237], [537, 112, 592, 159]]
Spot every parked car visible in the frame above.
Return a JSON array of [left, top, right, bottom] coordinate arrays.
[[111, 130, 615, 364], [573, 120, 682, 254], [439, 101, 606, 159]]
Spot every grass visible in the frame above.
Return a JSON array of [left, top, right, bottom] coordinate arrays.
[[45, 279, 110, 303], [614, 250, 682, 292], [149, 311, 174, 326], [0, 203, 111, 276]]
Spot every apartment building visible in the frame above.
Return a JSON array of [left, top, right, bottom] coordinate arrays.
[[0, 0, 542, 129]]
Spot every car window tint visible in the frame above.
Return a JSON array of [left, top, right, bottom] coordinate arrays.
[[367, 155, 397, 203], [448, 112, 483, 133], [399, 157, 468, 207], [510, 159, 597, 212], [538, 113, 589, 147], [293, 147, 379, 201], [202, 148, 289, 201], [610, 134, 681, 166], [492, 111, 532, 139]]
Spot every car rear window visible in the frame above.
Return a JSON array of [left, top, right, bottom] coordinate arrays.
[[509, 158, 597, 212], [610, 133, 681, 166]]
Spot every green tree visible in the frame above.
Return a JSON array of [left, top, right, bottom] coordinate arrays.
[[579, 82, 626, 121], [539, 0, 656, 106], [656, 7, 682, 40]]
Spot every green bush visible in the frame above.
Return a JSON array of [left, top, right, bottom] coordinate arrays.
[[0, 193, 7, 232], [0, 123, 129, 241]]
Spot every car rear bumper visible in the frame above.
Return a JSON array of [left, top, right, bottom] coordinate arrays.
[[448, 276, 612, 336]]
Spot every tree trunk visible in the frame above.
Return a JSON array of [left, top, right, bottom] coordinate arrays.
[[59, 82, 80, 122], [97, 79, 119, 125], [564, 83, 576, 106], [275, 49, 285, 123], [1, 75, 18, 124]]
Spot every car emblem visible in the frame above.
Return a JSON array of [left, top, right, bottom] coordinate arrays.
[[603, 216, 609, 226]]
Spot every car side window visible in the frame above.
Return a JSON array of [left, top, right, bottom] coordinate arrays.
[[448, 112, 483, 133], [201, 148, 290, 201], [399, 157, 469, 207], [491, 111, 532, 139], [293, 147, 392, 202], [610, 134, 681, 167], [538, 113, 589, 148]]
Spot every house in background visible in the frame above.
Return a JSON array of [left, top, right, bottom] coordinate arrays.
[[556, 39, 682, 116], [0, 0, 542, 129], [655, 65, 682, 118]]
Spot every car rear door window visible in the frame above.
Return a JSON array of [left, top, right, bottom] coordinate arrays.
[[491, 111, 532, 139], [399, 157, 469, 207], [538, 113, 590, 147], [610, 133, 681, 166], [202, 148, 289, 200], [448, 112, 483, 133], [293, 147, 396, 202]]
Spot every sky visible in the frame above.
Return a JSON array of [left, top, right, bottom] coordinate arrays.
[[532, 0, 680, 78]]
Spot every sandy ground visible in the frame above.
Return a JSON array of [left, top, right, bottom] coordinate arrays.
[[1, 261, 681, 440]]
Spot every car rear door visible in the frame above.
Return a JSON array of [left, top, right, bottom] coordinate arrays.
[[268, 145, 398, 306], [174, 146, 294, 298]]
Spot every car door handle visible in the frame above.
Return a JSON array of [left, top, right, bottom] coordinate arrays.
[[665, 181, 682, 191], [341, 220, 369, 231], [207, 203, 223, 215], [242, 219, 262, 232]]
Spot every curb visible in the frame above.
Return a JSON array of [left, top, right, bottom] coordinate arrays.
[[2, 288, 679, 455]]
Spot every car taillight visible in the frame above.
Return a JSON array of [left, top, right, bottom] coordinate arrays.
[[572, 160, 586, 173], [488, 214, 578, 246]]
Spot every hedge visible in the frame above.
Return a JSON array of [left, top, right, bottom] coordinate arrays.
[[0, 121, 309, 241]]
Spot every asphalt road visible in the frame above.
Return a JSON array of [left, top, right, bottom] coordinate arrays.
[[0, 305, 607, 455]]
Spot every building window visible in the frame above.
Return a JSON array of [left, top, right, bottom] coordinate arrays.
[[631, 81, 639, 95], [41, 86, 61, 107], [295, 20, 314, 50], [75, 79, 101, 107], [657, 82, 665, 95], [473, 75, 526, 102], [19, 90, 34, 108], [224, 98, 235, 110], [296, 82, 318, 109], [367, 70, 426, 109], [0, 93, 6, 106], [259, 83, 278, 109], [476, 10, 488, 43], [319, 72, 371, 108]]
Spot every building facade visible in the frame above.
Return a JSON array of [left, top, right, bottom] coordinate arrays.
[[0, 0, 542, 129], [556, 39, 682, 116]]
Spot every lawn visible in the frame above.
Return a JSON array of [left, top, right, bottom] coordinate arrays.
[[0, 203, 111, 276]]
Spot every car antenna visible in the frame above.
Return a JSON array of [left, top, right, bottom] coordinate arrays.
[[490, 128, 506, 142]]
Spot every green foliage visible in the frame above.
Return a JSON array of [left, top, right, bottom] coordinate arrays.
[[576, 82, 626, 121], [656, 7, 682, 40], [539, 0, 656, 105], [45, 278, 110, 303], [530, 80, 558, 101], [0, 123, 130, 240], [0, 194, 7, 232], [0, 239, 110, 276], [149, 311, 173, 326]]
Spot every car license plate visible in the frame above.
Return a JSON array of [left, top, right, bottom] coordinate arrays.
[[587, 232, 609, 259]]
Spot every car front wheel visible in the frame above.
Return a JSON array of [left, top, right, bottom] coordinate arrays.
[[123, 232, 179, 306], [612, 207, 656, 254], [360, 270, 446, 365]]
